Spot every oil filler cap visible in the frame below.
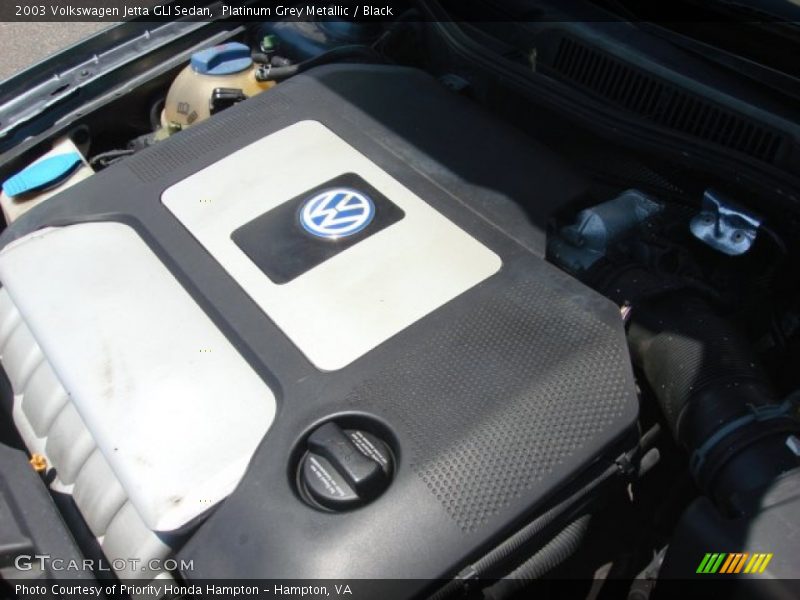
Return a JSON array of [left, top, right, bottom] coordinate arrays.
[[299, 422, 393, 510]]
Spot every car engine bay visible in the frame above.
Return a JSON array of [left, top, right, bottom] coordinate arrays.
[[1, 3, 799, 599]]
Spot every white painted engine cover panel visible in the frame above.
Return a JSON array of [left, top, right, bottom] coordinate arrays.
[[0, 223, 276, 533], [162, 120, 502, 371]]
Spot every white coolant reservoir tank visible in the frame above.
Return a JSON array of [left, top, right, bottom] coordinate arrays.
[[163, 42, 274, 129]]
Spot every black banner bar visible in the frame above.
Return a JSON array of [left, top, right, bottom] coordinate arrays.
[[1, 0, 800, 23]]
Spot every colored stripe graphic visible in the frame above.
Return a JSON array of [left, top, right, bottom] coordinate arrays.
[[720, 554, 736, 574], [710, 553, 726, 573], [734, 553, 749, 573], [697, 553, 727, 573], [748, 554, 764, 573], [759, 554, 774, 573], [746, 554, 758, 573], [700, 552, 773, 574], [744, 553, 774, 574], [697, 553, 712, 573]]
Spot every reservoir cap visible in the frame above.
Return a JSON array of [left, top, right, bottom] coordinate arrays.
[[3, 152, 82, 199], [299, 422, 394, 511], [191, 42, 253, 76]]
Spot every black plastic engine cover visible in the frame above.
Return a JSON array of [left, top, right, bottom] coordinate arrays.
[[0, 65, 637, 589]]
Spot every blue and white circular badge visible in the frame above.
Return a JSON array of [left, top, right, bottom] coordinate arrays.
[[300, 188, 375, 239]]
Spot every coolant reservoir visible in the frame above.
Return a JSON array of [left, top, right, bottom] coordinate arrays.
[[163, 42, 274, 129]]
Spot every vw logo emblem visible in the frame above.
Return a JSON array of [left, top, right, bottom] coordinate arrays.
[[300, 187, 375, 239]]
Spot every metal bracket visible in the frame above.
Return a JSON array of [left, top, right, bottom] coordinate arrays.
[[690, 190, 761, 256]]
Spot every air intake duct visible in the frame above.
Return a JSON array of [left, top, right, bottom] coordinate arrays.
[[593, 264, 800, 513]]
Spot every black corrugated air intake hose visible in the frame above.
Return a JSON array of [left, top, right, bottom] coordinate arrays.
[[482, 514, 592, 600], [591, 263, 800, 512]]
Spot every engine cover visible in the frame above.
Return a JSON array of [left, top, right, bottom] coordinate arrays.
[[0, 65, 637, 586]]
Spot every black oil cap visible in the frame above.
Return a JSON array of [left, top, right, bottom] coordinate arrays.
[[299, 422, 393, 510]]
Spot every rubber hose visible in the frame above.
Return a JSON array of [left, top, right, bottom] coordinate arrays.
[[597, 264, 800, 509], [255, 45, 381, 82], [428, 461, 620, 600], [482, 514, 592, 600]]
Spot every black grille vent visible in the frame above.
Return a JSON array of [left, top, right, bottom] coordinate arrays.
[[549, 37, 784, 164]]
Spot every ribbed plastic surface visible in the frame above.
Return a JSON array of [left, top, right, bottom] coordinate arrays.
[[0, 288, 169, 578], [548, 37, 785, 164]]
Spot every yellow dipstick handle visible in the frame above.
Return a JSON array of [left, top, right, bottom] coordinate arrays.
[[29, 453, 47, 473]]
